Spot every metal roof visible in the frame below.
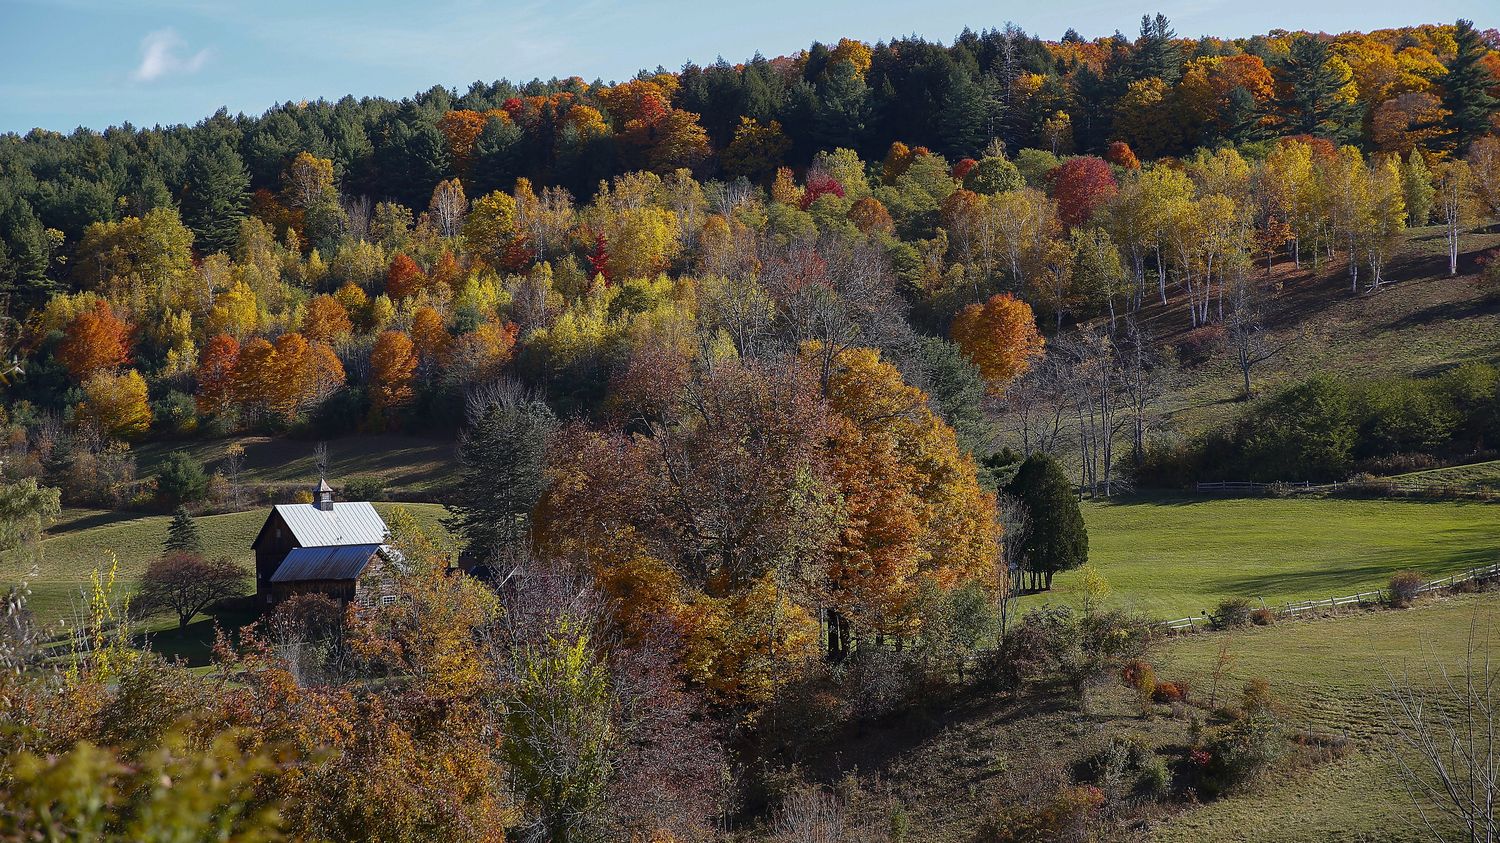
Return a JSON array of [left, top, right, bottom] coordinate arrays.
[[271, 543, 384, 582], [272, 502, 388, 547]]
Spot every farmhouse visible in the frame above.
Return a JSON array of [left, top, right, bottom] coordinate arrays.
[[250, 480, 399, 606]]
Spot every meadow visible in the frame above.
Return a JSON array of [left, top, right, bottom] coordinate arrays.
[[1153, 592, 1500, 842], [1026, 496, 1500, 619]]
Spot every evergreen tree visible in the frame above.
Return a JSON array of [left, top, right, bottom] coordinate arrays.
[[470, 115, 524, 196], [164, 505, 203, 556], [181, 142, 250, 255], [1130, 14, 1181, 85], [1005, 453, 1088, 590], [443, 390, 557, 568], [1280, 34, 1359, 142], [1441, 19, 1500, 152]]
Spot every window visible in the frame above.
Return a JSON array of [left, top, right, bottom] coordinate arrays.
[[380, 594, 398, 606]]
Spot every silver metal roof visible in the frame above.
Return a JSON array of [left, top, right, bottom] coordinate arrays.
[[271, 543, 384, 582], [273, 501, 388, 547]]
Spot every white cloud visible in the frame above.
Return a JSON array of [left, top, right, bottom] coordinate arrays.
[[131, 29, 209, 82]]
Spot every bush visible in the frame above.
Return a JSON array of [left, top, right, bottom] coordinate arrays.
[[1211, 597, 1255, 630], [1194, 680, 1285, 798], [1152, 682, 1187, 704], [1175, 324, 1226, 367], [1250, 607, 1275, 626], [1081, 734, 1171, 800], [977, 784, 1104, 842], [1121, 660, 1157, 714], [342, 476, 386, 501], [1388, 570, 1426, 608], [155, 450, 209, 507]]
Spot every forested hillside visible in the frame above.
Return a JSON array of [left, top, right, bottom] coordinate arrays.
[[2, 13, 1500, 843]]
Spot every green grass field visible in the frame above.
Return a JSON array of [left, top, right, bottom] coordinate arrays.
[[1392, 459, 1500, 493], [134, 434, 456, 497], [1153, 592, 1500, 842], [1022, 496, 1500, 619], [11, 502, 451, 626]]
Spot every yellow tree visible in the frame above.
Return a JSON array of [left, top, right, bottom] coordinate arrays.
[[76, 369, 151, 440], [462, 190, 518, 267], [206, 280, 260, 340]]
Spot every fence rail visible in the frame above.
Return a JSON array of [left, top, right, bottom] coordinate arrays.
[[1160, 563, 1500, 633]]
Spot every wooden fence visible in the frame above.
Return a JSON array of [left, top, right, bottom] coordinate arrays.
[[1159, 562, 1500, 632], [1195, 478, 1482, 496]]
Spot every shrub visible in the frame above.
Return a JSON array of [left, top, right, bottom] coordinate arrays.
[[342, 476, 386, 501], [1250, 607, 1275, 626], [155, 450, 209, 507], [977, 785, 1104, 842], [1082, 735, 1171, 800], [1388, 570, 1426, 608], [1175, 324, 1226, 367], [1194, 681, 1285, 798], [1153, 682, 1186, 704], [1211, 597, 1255, 630], [1121, 660, 1157, 715]]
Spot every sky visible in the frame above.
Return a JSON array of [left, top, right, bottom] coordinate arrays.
[[0, 0, 1492, 134]]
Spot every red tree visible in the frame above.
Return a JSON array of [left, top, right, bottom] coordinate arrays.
[[799, 174, 846, 210], [385, 253, 427, 300], [195, 333, 241, 415], [587, 232, 612, 285], [1049, 156, 1119, 228], [1105, 141, 1140, 170]]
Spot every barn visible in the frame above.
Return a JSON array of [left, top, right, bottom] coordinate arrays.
[[251, 480, 398, 606]]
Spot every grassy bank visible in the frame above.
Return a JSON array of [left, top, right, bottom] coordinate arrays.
[[1023, 496, 1500, 619]]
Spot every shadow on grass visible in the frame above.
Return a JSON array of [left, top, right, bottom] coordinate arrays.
[[47, 509, 151, 536], [138, 602, 261, 667], [1208, 544, 1500, 599]]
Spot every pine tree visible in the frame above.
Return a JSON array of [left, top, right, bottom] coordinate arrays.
[[1441, 19, 1500, 153], [1005, 453, 1088, 591], [1130, 14, 1181, 85], [181, 142, 250, 255], [1280, 34, 1359, 142], [443, 390, 556, 568], [164, 505, 203, 556]]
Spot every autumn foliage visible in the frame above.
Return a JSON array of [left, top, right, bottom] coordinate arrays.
[[56, 300, 132, 380], [949, 293, 1046, 393]]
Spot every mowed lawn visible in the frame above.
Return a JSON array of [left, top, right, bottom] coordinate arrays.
[[1023, 496, 1500, 619], [1153, 592, 1500, 842], [11, 502, 452, 625]]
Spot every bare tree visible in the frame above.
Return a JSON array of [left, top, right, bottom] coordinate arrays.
[[1060, 328, 1130, 497], [996, 492, 1031, 634], [135, 553, 249, 629], [343, 195, 372, 243], [223, 442, 246, 510], [1004, 352, 1072, 458], [1387, 616, 1500, 843], [760, 234, 914, 391], [1117, 316, 1169, 468], [1225, 280, 1287, 401]]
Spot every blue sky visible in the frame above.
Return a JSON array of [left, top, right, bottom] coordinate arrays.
[[0, 0, 1491, 134]]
